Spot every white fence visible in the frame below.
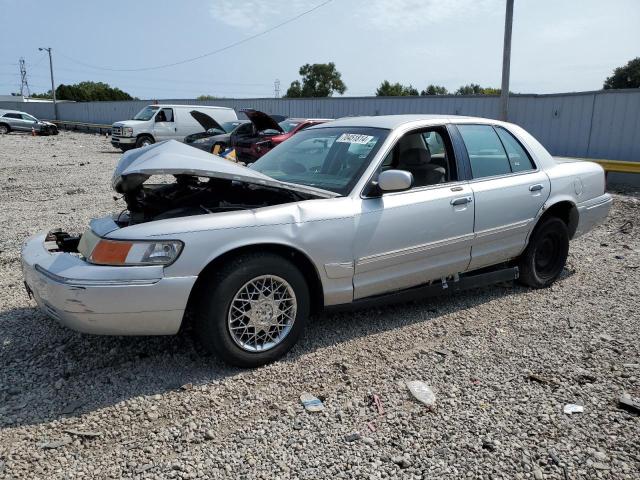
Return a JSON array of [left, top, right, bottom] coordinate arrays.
[[1, 89, 639, 162]]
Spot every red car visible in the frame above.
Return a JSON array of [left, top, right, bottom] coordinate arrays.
[[233, 109, 331, 163]]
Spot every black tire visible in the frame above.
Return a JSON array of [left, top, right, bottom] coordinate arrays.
[[518, 216, 569, 288], [135, 135, 154, 148], [195, 253, 310, 367], [0, 123, 10, 135], [119, 145, 134, 152]]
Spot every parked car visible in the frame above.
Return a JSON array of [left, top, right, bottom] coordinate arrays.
[[111, 104, 237, 151], [0, 109, 58, 135], [22, 115, 611, 367], [232, 109, 331, 163], [184, 113, 251, 154]]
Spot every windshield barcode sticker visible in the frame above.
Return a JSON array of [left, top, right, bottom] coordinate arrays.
[[336, 133, 374, 144]]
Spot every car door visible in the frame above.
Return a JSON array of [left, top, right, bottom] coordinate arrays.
[[21, 113, 38, 132], [3, 113, 26, 131], [352, 126, 475, 300], [454, 123, 550, 270], [152, 108, 178, 141]]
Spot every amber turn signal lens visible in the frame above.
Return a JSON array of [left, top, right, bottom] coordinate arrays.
[[90, 239, 133, 265]]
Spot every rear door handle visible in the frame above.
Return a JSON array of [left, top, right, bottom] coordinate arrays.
[[451, 196, 472, 206], [529, 184, 544, 192]]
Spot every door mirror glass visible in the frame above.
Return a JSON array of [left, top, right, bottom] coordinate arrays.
[[378, 169, 413, 192]]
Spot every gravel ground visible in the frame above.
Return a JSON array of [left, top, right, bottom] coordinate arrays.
[[0, 131, 639, 479]]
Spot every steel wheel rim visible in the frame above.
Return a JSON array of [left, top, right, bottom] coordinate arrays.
[[227, 275, 297, 352], [535, 231, 562, 278], [142, 139, 151, 146]]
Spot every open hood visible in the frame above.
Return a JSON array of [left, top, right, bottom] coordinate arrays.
[[240, 108, 284, 133], [111, 140, 336, 198], [190, 110, 224, 132]]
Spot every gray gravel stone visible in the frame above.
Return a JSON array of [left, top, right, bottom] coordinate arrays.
[[0, 132, 639, 478]]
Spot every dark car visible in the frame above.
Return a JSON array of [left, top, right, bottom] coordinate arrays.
[[233, 109, 331, 163], [184, 111, 251, 154]]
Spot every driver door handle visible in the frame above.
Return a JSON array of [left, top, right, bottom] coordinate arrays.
[[529, 184, 544, 192], [451, 196, 472, 206]]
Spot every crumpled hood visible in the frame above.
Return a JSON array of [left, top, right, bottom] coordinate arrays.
[[111, 140, 336, 198]]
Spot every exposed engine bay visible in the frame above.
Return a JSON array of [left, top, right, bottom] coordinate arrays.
[[118, 175, 315, 226]]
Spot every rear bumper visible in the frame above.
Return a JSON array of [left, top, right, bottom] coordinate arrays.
[[574, 193, 612, 238], [21, 233, 197, 335]]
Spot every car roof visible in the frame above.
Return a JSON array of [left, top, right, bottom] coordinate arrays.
[[284, 118, 333, 122], [0, 109, 26, 115], [152, 104, 234, 110], [314, 114, 486, 130]]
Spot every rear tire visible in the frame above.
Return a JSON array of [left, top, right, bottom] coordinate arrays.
[[135, 135, 154, 148], [518, 216, 569, 288], [195, 253, 310, 367], [0, 124, 10, 134]]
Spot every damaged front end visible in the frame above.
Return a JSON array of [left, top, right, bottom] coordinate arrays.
[[111, 140, 335, 226]]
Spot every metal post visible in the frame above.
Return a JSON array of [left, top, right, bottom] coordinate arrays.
[[500, 0, 514, 121], [39, 47, 58, 120]]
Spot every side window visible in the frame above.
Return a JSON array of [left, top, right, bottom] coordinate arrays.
[[4, 113, 21, 119], [156, 108, 174, 122], [495, 126, 535, 172], [379, 128, 457, 188], [457, 124, 511, 179], [21, 114, 36, 122]]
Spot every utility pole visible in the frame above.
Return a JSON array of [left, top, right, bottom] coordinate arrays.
[[38, 47, 58, 120], [274, 79, 280, 98], [500, 0, 514, 121], [18, 58, 30, 97]]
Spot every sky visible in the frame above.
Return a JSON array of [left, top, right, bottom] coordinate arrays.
[[0, 0, 638, 99]]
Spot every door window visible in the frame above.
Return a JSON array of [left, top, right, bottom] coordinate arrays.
[[3, 113, 21, 119], [21, 114, 37, 122], [379, 128, 457, 188], [495, 126, 535, 172], [457, 124, 511, 179], [155, 108, 174, 122]]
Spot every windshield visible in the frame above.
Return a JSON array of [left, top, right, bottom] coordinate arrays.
[[278, 120, 300, 133], [133, 106, 159, 121], [250, 127, 389, 195], [223, 121, 246, 133]]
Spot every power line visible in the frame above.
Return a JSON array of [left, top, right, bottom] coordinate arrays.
[[57, 0, 333, 72]]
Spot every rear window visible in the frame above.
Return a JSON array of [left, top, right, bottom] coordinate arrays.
[[457, 124, 511, 179]]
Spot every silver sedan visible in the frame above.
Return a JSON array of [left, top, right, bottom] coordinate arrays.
[[22, 115, 611, 366]]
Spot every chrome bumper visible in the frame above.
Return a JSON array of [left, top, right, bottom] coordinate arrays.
[[21, 233, 197, 335], [574, 193, 613, 238]]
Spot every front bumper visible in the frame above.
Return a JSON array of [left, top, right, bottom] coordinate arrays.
[[574, 193, 613, 238], [21, 233, 197, 335], [111, 136, 136, 148]]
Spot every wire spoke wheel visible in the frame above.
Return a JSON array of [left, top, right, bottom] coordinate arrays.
[[227, 275, 297, 353]]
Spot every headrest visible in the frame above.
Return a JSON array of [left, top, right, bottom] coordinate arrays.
[[401, 148, 431, 166]]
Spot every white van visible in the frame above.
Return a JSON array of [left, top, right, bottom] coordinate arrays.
[[111, 104, 237, 151]]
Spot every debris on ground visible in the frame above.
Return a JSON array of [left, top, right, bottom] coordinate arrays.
[[300, 393, 324, 412], [63, 429, 101, 438], [38, 437, 72, 449], [406, 381, 436, 409], [617, 393, 640, 414], [563, 404, 584, 414]]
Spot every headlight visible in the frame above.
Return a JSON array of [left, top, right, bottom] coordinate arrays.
[[88, 239, 183, 266], [122, 127, 134, 137]]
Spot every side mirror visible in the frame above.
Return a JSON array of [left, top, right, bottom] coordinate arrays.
[[377, 169, 413, 193]]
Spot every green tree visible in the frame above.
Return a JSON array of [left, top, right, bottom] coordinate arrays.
[[604, 57, 640, 89], [45, 81, 134, 101], [30, 90, 53, 99], [284, 63, 347, 97], [197, 94, 219, 100], [455, 84, 501, 95], [375, 80, 419, 96], [420, 84, 449, 95]]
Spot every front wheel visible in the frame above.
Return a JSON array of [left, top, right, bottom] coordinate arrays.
[[0, 124, 9, 134], [518, 216, 569, 288], [135, 135, 154, 148], [195, 253, 310, 367]]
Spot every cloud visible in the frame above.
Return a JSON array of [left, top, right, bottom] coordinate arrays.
[[209, 0, 313, 31], [363, 0, 500, 30]]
